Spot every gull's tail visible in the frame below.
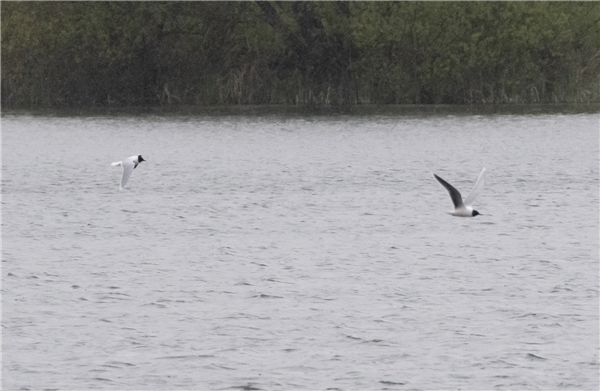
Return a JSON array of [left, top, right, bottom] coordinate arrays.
[[111, 161, 121, 166]]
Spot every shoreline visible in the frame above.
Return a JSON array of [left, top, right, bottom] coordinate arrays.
[[2, 103, 598, 118]]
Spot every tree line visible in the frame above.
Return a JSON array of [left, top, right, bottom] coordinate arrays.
[[2, 1, 598, 109]]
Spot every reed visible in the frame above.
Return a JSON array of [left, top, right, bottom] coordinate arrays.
[[2, 2, 598, 108]]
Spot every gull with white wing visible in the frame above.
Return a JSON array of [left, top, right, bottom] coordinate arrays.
[[111, 155, 145, 190]]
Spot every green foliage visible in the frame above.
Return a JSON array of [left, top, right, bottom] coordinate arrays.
[[350, 1, 599, 104], [2, 1, 598, 108]]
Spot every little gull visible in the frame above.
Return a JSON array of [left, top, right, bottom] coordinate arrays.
[[111, 155, 145, 190], [433, 168, 485, 217]]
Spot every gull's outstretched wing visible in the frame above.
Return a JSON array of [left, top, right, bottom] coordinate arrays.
[[119, 160, 135, 190], [433, 173, 463, 208], [464, 168, 486, 207]]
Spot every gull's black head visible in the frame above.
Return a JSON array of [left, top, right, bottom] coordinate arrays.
[[138, 155, 145, 163], [472, 210, 480, 217]]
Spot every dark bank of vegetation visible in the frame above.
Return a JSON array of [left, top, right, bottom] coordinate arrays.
[[2, 1, 599, 109]]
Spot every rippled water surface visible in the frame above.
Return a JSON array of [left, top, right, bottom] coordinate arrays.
[[3, 108, 598, 390]]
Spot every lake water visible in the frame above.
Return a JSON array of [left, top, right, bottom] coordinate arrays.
[[2, 106, 598, 390]]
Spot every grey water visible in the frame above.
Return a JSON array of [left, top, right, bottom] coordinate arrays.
[[2, 107, 598, 390]]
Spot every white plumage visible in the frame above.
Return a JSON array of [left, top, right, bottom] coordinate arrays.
[[112, 155, 145, 190]]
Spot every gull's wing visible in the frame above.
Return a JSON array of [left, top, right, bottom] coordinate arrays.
[[463, 168, 486, 207], [433, 173, 463, 208], [119, 160, 135, 190]]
